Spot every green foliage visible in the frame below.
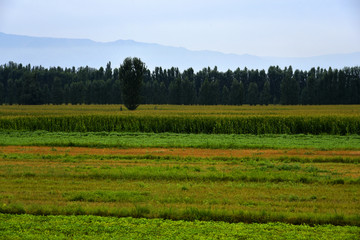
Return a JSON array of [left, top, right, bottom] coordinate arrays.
[[0, 115, 359, 134], [1, 214, 359, 239], [280, 66, 300, 105], [198, 79, 219, 105], [119, 57, 146, 110], [260, 80, 272, 105], [1, 62, 360, 105], [63, 191, 150, 203], [247, 82, 259, 105], [0, 131, 360, 150], [229, 79, 244, 105]]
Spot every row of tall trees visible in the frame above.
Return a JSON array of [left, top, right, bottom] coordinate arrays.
[[0, 61, 359, 105]]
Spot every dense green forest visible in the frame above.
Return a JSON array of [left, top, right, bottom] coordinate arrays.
[[0, 61, 359, 105]]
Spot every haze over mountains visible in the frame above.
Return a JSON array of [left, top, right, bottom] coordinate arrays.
[[1, 32, 359, 71]]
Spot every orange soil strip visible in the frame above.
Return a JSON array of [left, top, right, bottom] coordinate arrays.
[[0, 146, 359, 159]]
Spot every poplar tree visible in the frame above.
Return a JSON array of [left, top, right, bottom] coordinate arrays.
[[119, 57, 146, 110]]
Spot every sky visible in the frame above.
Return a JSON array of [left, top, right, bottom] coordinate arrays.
[[0, 0, 359, 57]]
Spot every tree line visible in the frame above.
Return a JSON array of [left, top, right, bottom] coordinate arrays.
[[0, 61, 359, 105]]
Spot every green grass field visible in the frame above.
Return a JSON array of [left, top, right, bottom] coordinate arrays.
[[1, 131, 360, 149], [0, 105, 359, 238], [0, 151, 359, 226]]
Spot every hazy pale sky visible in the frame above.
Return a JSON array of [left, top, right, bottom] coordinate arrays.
[[0, 0, 359, 57]]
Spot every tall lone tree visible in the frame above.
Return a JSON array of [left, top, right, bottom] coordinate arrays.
[[119, 57, 146, 110]]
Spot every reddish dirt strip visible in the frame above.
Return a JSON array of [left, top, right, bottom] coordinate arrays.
[[0, 146, 359, 159]]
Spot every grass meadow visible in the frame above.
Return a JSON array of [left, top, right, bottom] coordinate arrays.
[[0, 131, 360, 149]]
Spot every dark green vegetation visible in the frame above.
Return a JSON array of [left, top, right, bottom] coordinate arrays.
[[1, 61, 359, 105], [1, 214, 359, 240], [119, 57, 146, 110], [1, 115, 359, 134], [0, 131, 360, 150]]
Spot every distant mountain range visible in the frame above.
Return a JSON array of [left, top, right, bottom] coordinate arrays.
[[1, 32, 359, 71]]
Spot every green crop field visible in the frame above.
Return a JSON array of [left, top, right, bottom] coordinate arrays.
[[0, 152, 359, 225], [0, 105, 360, 134], [1, 214, 359, 240], [0, 105, 359, 239], [1, 131, 360, 149]]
